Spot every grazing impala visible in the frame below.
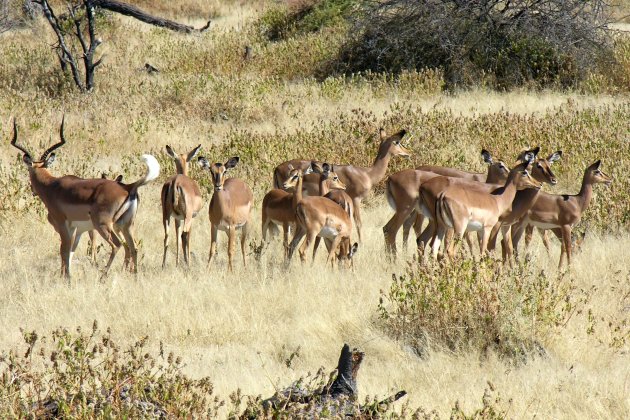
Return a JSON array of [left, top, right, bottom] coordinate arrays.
[[431, 153, 542, 260], [10, 117, 160, 277], [161, 144, 203, 268], [384, 149, 510, 255], [511, 160, 612, 268], [198, 156, 253, 272]]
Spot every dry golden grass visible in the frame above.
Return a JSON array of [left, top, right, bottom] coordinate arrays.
[[0, 1, 628, 417], [0, 203, 628, 417]]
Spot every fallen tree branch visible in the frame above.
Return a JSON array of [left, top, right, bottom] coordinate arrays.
[[92, 0, 211, 33]]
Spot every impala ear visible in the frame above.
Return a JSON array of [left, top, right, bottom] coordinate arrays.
[[197, 156, 210, 169], [115, 174, 124, 183], [186, 144, 202, 162], [481, 149, 493, 164], [22, 154, 33, 166], [287, 163, 294, 171], [225, 156, 239, 169], [591, 159, 602, 170], [322, 163, 331, 174], [310, 161, 323, 174], [350, 242, 359, 256], [44, 153, 56, 167], [101, 172, 107, 179], [304, 164, 314, 175], [379, 127, 387, 140], [165, 145, 177, 159], [522, 151, 535, 164], [547, 150, 562, 163]]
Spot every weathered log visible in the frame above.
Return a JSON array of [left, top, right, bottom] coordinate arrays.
[[261, 344, 406, 417], [92, 0, 211, 33]]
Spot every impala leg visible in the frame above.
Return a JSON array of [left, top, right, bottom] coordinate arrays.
[[524, 224, 535, 251], [432, 224, 446, 260], [326, 236, 343, 268], [312, 236, 322, 263], [560, 225, 572, 268], [383, 207, 412, 256], [207, 224, 218, 268], [465, 232, 476, 257], [96, 224, 123, 276], [511, 222, 526, 259], [162, 216, 170, 269], [401, 210, 417, 250], [174, 219, 182, 267], [353, 197, 362, 242], [416, 220, 434, 256], [540, 228, 551, 253], [300, 231, 317, 265], [445, 229, 459, 260], [240, 223, 248, 268], [119, 226, 138, 274], [59, 230, 73, 278], [287, 226, 305, 262], [500, 225, 514, 266], [182, 215, 194, 265], [282, 222, 289, 260], [227, 226, 236, 272], [479, 226, 491, 258], [88, 230, 97, 265]]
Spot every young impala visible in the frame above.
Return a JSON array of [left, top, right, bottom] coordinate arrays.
[[10, 116, 160, 277], [198, 156, 253, 272], [161, 144, 203, 268], [511, 160, 612, 268]]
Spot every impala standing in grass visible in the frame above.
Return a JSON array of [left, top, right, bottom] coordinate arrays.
[[10, 116, 160, 277], [161, 144, 203, 268], [198, 156, 253, 272]]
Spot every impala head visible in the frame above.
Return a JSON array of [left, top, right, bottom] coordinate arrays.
[[586, 160, 612, 186], [511, 151, 542, 191], [10, 116, 67, 170], [377, 129, 411, 158], [321, 163, 346, 191], [282, 163, 313, 190], [481, 149, 509, 183], [518, 147, 561, 185], [198, 156, 240, 191], [166, 144, 201, 176]]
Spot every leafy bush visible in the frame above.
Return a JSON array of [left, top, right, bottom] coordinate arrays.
[[378, 259, 587, 360], [332, 0, 618, 89], [257, 0, 359, 41], [0, 322, 223, 417]]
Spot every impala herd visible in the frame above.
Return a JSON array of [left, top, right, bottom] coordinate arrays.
[[8, 118, 612, 278]]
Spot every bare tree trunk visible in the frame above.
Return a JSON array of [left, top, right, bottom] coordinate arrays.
[[93, 0, 211, 33]]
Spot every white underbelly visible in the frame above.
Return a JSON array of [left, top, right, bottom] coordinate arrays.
[[466, 220, 484, 231], [217, 221, 247, 232], [318, 226, 339, 239], [66, 220, 94, 234]]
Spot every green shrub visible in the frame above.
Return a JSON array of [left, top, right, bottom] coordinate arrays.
[[378, 259, 585, 360]]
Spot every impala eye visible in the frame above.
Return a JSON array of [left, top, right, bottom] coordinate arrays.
[[537, 163, 542, 168]]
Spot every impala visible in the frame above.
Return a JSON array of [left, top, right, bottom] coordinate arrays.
[[10, 117, 160, 277], [384, 149, 510, 255], [198, 156, 253, 272], [511, 160, 612, 268], [285, 168, 357, 267], [417, 148, 561, 261], [161, 144, 203, 268], [262, 163, 345, 258], [274, 128, 411, 241], [431, 153, 542, 260]]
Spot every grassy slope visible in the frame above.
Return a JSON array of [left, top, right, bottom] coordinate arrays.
[[0, 1, 628, 417]]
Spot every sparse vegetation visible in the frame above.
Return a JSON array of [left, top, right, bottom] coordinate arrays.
[[0, 0, 628, 417]]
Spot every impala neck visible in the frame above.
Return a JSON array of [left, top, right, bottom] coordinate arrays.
[[292, 173, 304, 209], [176, 160, 188, 176], [366, 145, 392, 185], [497, 171, 521, 212], [577, 171, 594, 213], [318, 175, 329, 196]]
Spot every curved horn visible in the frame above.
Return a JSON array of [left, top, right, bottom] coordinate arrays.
[[40, 114, 67, 161], [9, 118, 32, 158]]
